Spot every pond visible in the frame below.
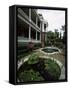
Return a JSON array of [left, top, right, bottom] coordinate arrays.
[[42, 47, 59, 53]]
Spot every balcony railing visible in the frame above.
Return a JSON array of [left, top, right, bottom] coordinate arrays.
[[18, 8, 41, 32], [18, 37, 41, 43]]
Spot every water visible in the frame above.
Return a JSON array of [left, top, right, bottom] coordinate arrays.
[[42, 47, 59, 53]]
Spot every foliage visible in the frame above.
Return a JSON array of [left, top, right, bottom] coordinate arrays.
[[60, 25, 65, 44], [28, 54, 39, 64], [18, 69, 44, 82], [44, 59, 61, 79], [46, 30, 64, 49], [46, 31, 56, 46], [54, 42, 64, 49], [17, 55, 61, 82]]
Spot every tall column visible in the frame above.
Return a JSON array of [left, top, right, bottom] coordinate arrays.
[[40, 32, 41, 41], [29, 9, 31, 41], [41, 21, 45, 47], [29, 9, 31, 21], [40, 22, 41, 29], [29, 26, 31, 40], [36, 31, 37, 40], [36, 17, 38, 26], [42, 22, 44, 32]]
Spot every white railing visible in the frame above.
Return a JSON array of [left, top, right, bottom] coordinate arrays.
[[18, 8, 41, 32], [18, 8, 29, 21], [18, 37, 41, 43]]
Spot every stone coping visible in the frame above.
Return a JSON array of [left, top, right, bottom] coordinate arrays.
[[18, 53, 63, 70], [39, 47, 61, 55]]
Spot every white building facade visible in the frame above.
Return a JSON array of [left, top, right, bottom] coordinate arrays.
[[17, 8, 48, 48]]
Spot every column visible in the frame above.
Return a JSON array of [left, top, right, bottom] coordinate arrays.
[[29, 9, 31, 41], [36, 17, 38, 26], [29, 9, 31, 21], [40, 32, 41, 41], [36, 31, 37, 40], [40, 22, 41, 29], [29, 26, 31, 40], [42, 22, 44, 32]]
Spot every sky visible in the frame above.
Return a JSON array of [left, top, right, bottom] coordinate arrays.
[[37, 9, 65, 35]]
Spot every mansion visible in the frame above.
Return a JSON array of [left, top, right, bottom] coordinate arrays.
[[17, 8, 48, 49]]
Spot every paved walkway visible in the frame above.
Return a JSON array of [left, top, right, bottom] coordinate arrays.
[[59, 66, 65, 79], [34, 48, 65, 66]]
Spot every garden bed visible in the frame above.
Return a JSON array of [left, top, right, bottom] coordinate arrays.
[[17, 54, 61, 82]]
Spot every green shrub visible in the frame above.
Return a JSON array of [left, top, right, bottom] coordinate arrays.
[[28, 54, 39, 64], [44, 59, 61, 79], [17, 55, 61, 82], [54, 42, 64, 49], [18, 69, 44, 82]]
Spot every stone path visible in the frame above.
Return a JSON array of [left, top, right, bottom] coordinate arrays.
[[59, 66, 65, 79], [35, 48, 65, 66]]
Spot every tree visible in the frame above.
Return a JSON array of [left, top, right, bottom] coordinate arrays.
[[54, 29, 59, 39], [46, 31, 55, 46], [60, 25, 65, 44], [46, 29, 62, 48], [61, 25, 65, 31]]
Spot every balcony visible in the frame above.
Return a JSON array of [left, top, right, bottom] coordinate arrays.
[[18, 8, 41, 32]]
